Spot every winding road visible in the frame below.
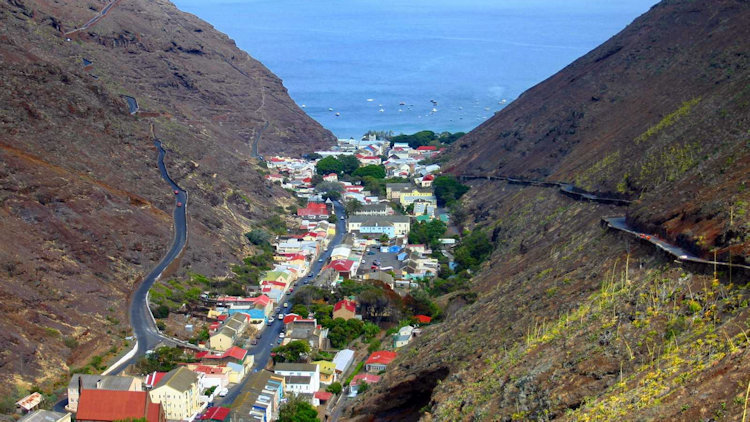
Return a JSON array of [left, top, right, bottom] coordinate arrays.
[[460, 173, 746, 270], [64, 0, 121, 36]]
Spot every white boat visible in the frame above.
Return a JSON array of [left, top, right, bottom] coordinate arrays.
[[398, 109, 403, 112], [399, 101, 405, 106], [301, 104, 306, 108], [335, 112, 340, 116], [431, 108, 437, 112], [378, 108, 385, 113], [328, 107, 333, 111], [367, 98, 374, 102]]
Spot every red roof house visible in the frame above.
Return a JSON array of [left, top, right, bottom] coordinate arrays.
[[324, 259, 354, 277], [77, 390, 164, 422], [365, 351, 397, 372], [416, 146, 437, 151], [351, 373, 381, 385], [414, 315, 432, 324], [144, 371, 167, 389], [297, 202, 330, 219], [201, 406, 231, 421], [333, 299, 357, 320]]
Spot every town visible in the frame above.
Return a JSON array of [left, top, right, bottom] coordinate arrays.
[[15, 131, 484, 422]]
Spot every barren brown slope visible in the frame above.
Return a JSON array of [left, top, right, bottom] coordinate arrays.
[[0, 0, 332, 399], [349, 0, 750, 420]]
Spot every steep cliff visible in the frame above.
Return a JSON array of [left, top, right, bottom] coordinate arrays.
[[0, 0, 333, 397], [351, 0, 750, 420]]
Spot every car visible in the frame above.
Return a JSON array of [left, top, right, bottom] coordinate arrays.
[[276, 338, 283, 344], [251, 338, 258, 345], [303, 280, 309, 285], [283, 302, 289, 308], [308, 274, 313, 278], [318, 258, 323, 262], [367, 251, 375, 255], [275, 308, 281, 314], [176, 202, 183, 207], [278, 313, 284, 319], [173, 190, 179, 194], [278, 332, 285, 338], [340, 216, 345, 220], [289, 288, 294, 293], [267, 316, 274, 325]]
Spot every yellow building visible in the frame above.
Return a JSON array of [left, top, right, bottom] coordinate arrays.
[[148, 367, 201, 421], [313, 360, 338, 385]]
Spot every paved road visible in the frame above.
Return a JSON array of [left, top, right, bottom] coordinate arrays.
[[251, 121, 269, 159], [107, 139, 190, 374], [64, 0, 120, 36], [215, 200, 347, 407], [603, 216, 750, 270]]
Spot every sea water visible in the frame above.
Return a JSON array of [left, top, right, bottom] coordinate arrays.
[[173, 0, 656, 138]]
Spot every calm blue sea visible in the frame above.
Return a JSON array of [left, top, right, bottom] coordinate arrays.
[[173, 0, 656, 138]]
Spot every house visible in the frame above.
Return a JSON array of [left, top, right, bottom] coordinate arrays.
[[15, 393, 43, 414], [274, 363, 321, 395], [201, 406, 230, 422], [414, 314, 432, 324], [67, 374, 142, 413], [351, 373, 381, 386], [347, 215, 411, 238], [297, 202, 329, 220], [365, 351, 397, 373], [313, 360, 337, 385], [385, 183, 412, 200], [76, 390, 164, 422], [210, 312, 248, 351], [353, 203, 394, 216], [314, 391, 333, 406], [18, 410, 71, 422], [148, 367, 201, 421], [196, 346, 253, 369], [324, 259, 355, 278], [332, 299, 357, 320], [417, 173, 435, 188], [265, 173, 283, 184], [323, 173, 338, 182], [332, 349, 355, 377], [399, 189, 436, 207], [393, 325, 415, 348], [189, 365, 230, 391], [285, 318, 328, 350], [232, 370, 285, 422]]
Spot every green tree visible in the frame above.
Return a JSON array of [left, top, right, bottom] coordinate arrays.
[[153, 305, 170, 319], [454, 229, 494, 272], [352, 164, 385, 179], [245, 229, 271, 246], [326, 382, 342, 394], [278, 394, 320, 422], [339, 155, 361, 175], [272, 340, 311, 363], [433, 175, 469, 206], [316, 156, 343, 175], [306, 152, 322, 160], [344, 199, 362, 216], [291, 304, 309, 316], [356, 380, 370, 394], [408, 219, 447, 249]]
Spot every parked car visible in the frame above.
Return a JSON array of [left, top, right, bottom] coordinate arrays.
[[318, 258, 324, 262], [367, 251, 375, 255], [279, 332, 285, 338], [267, 317, 274, 325], [251, 338, 258, 345], [283, 302, 289, 308], [278, 313, 285, 319], [277, 338, 283, 344]]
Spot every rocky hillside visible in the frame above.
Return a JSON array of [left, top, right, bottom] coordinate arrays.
[[0, 0, 333, 398], [350, 0, 750, 420]]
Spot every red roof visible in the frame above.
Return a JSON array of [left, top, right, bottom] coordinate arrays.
[[414, 315, 432, 324], [416, 146, 437, 151], [314, 391, 333, 401], [298, 202, 330, 216], [283, 314, 303, 324], [352, 373, 381, 385], [366, 351, 397, 366], [325, 173, 337, 178], [302, 177, 312, 183], [270, 157, 284, 162], [289, 254, 307, 261], [77, 390, 162, 422], [144, 371, 167, 388], [217, 314, 228, 321], [202, 406, 231, 421], [325, 259, 354, 273], [422, 174, 435, 181], [196, 346, 247, 361], [193, 365, 225, 375], [333, 299, 356, 313]]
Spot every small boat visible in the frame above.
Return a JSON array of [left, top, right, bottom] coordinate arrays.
[[335, 112, 340, 116], [484, 107, 490, 111], [398, 109, 403, 112], [367, 98, 374, 102], [432, 108, 438, 112], [301, 104, 306, 108], [500, 99, 507, 103], [378, 108, 385, 113], [328, 107, 333, 111], [399, 101, 405, 106], [458, 106, 463, 110]]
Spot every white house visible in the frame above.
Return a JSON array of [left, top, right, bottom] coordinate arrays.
[[273, 363, 320, 395]]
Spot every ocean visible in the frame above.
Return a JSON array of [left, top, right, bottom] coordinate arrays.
[[173, 0, 656, 138]]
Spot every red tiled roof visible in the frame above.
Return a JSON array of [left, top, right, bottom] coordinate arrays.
[[77, 390, 161, 422], [366, 351, 397, 366], [201, 406, 231, 421], [414, 315, 432, 324], [325, 259, 354, 273], [217, 314, 228, 321], [333, 299, 356, 313], [283, 314, 303, 324], [144, 371, 167, 388], [416, 146, 437, 151], [352, 373, 381, 385], [224, 346, 248, 361], [194, 365, 225, 375], [422, 174, 435, 181], [314, 391, 333, 401], [270, 157, 284, 162]]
